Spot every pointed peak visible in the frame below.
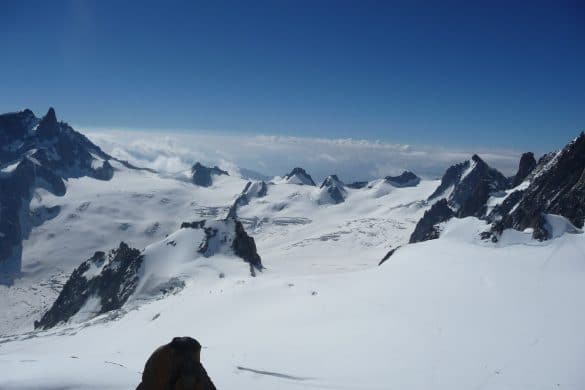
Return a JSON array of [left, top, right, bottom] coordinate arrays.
[[471, 154, 483, 163], [284, 167, 316, 186], [320, 174, 344, 189], [36, 107, 60, 137], [45, 107, 56, 121]]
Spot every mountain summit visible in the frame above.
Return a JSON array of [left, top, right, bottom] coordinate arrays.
[[0, 108, 125, 283], [283, 167, 316, 186]]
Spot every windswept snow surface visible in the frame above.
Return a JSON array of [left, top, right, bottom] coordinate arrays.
[[0, 217, 583, 389], [0, 164, 583, 389]]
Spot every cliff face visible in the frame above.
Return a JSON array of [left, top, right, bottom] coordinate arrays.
[[0, 108, 118, 283]]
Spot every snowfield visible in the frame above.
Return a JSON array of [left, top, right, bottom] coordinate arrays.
[[0, 164, 584, 389]]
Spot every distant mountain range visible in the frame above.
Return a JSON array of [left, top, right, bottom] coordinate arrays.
[[1, 107, 583, 333]]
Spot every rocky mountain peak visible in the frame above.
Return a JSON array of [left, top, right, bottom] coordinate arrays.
[[36, 107, 60, 138], [384, 171, 421, 187], [36, 218, 263, 329], [488, 131, 585, 240], [428, 155, 509, 218], [320, 174, 343, 189], [191, 162, 229, 187], [284, 167, 316, 186], [318, 174, 346, 204], [510, 152, 536, 187]]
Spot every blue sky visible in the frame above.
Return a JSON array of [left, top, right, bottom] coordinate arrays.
[[1, 0, 583, 152]]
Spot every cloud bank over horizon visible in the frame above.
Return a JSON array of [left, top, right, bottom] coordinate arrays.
[[86, 129, 524, 182]]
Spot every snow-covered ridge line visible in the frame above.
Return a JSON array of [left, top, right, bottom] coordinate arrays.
[[35, 218, 262, 330]]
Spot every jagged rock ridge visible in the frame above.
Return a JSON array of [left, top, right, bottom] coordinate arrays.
[[191, 162, 229, 187], [509, 152, 536, 187], [35, 242, 144, 330], [283, 167, 316, 186], [37, 219, 263, 329], [409, 199, 454, 243], [318, 175, 346, 204], [0, 108, 128, 283], [384, 171, 420, 187], [489, 132, 585, 240], [227, 181, 268, 219], [429, 154, 509, 218]]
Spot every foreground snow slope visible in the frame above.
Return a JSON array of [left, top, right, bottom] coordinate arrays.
[[1, 217, 583, 389]]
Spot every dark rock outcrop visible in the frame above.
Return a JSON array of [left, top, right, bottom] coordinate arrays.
[[0, 108, 124, 283], [509, 152, 536, 187], [227, 181, 268, 219], [34, 242, 144, 329], [319, 175, 346, 204], [232, 220, 263, 275], [490, 132, 585, 240], [182, 219, 263, 273], [137, 337, 216, 390], [347, 181, 368, 189], [191, 162, 229, 187], [378, 246, 401, 266], [384, 171, 420, 187], [283, 167, 316, 186], [409, 199, 454, 243], [428, 155, 509, 218]]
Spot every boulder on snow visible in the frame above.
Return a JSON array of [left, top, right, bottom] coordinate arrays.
[[137, 337, 216, 390]]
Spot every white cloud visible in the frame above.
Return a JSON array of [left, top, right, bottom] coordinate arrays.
[[85, 128, 523, 182]]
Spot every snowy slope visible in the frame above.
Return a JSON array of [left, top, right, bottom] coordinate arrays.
[[0, 217, 583, 389], [236, 178, 439, 275], [0, 161, 248, 334]]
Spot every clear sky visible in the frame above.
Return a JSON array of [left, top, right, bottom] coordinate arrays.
[[1, 0, 583, 151]]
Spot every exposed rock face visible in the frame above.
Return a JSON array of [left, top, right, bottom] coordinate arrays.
[[191, 162, 229, 187], [232, 220, 263, 275], [34, 242, 144, 330], [409, 199, 454, 243], [347, 181, 368, 189], [0, 108, 120, 283], [319, 175, 346, 204], [509, 152, 536, 187], [283, 167, 316, 186], [37, 219, 263, 329], [429, 155, 509, 218], [490, 132, 585, 240], [378, 246, 401, 266], [0, 157, 66, 282], [184, 219, 263, 273], [227, 181, 268, 219], [384, 171, 420, 187]]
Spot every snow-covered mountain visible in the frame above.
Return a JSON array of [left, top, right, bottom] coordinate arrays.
[[35, 218, 262, 330], [191, 162, 229, 187], [0, 109, 583, 390], [281, 167, 316, 186], [0, 108, 144, 283]]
